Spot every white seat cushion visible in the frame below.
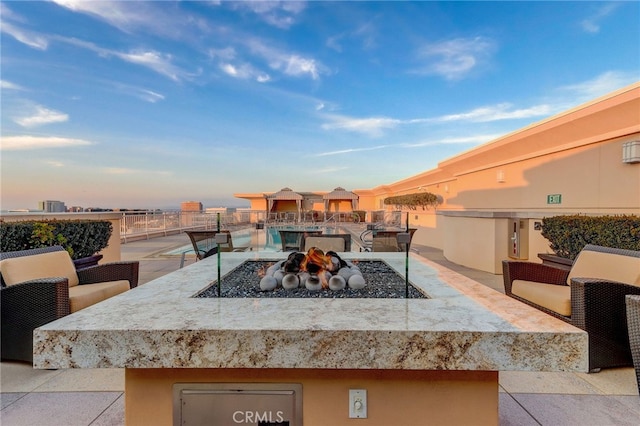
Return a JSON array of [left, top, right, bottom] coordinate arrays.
[[569, 250, 640, 286], [512, 279, 571, 316], [69, 280, 130, 313], [0, 251, 79, 287]]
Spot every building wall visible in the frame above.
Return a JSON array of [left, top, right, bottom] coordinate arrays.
[[180, 201, 203, 212], [356, 83, 640, 273]]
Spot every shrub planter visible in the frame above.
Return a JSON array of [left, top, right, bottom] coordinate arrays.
[[73, 254, 104, 270], [537, 253, 573, 271]]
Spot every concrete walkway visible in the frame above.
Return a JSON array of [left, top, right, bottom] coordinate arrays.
[[1, 234, 639, 425]]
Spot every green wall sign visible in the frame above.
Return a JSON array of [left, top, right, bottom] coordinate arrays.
[[547, 194, 562, 204]]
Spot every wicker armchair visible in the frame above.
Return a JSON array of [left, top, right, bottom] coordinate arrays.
[[627, 295, 640, 394], [1, 246, 139, 363], [503, 244, 640, 372]]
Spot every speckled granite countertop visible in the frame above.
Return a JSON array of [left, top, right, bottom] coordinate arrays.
[[33, 252, 587, 372]]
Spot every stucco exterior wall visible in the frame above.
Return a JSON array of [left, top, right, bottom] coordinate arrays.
[[351, 83, 640, 273]]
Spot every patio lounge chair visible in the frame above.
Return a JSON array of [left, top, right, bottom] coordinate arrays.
[[185, 230, 245, 261], [503, 244, 640, 372], [1, 245, 139, 363], [626, 295, 640, 394], [372, 229, 417, 252]]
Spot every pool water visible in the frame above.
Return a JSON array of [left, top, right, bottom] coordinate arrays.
[[163, 226, 348, 255]]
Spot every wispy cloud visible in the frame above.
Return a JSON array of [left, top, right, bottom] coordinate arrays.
[[430, 103, 551, 123], [314, 145, 391, 157], [61, 37, 193, 82], [580, 3, 619, 34], [321, 101, 549, 137], [321, 115, 400, 136], [412, 36, 496, 80], [102, 167, 136, 175], [52, 0, 195, 38], [14, 105, 69, 127], [402, 134, 502, 148], [220, 62, 271, 82], [247, 39, 326, 80], [312, 134, 498, 159], [1, 136, 93, 151], [0, 3, 50, 50], [45, 160, 65, 168], [1, 80, 26, 91], [557, 71, 638, 101], [0, 21, 48, 50], [307, 166, 350, 174], [113, 84, 165, 103], [230, 1, 306, 29]]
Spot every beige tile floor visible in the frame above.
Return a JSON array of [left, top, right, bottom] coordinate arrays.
[[1, 234, 639, 425]]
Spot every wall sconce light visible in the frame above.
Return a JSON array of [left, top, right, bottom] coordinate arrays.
[[622, 140, 640, 164], [444, 184, 449, 193], [496, 170, 505, 183]]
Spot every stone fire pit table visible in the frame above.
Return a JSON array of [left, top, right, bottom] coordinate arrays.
[[34, 252, 587, 425]]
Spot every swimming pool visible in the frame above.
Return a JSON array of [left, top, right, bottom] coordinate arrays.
[[164, 225, 353, 255]]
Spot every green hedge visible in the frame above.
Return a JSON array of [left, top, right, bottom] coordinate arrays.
[[384, 192, 439, 210], [541, 215, 640, 260], [0, 220, 113, 260]]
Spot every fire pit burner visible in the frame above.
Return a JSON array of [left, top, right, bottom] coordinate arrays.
[[195, 260, 427, 299]]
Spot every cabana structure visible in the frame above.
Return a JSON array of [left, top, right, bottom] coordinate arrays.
[[323, 187, 359, 213], [265, 187, 303, 222]]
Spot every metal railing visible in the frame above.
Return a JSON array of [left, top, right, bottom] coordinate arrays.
[[120, 209, 404, 243], [120, 210, 267, 243]]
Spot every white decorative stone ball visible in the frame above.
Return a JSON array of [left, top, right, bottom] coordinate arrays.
[[328, 275, 346, 291], [337, 267, 353, 281], [298, 272, 310, 286], [350, 268, 363, 276], [348, 274, 366, 289], [282, 273, 300, 290], [273, 270, 285, 285], [259, 276, 278, 291], [266, 261, 283, 276], [305, 275, 322, 291]]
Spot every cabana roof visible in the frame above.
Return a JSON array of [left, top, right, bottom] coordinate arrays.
[[265, 187, 304, 200], [323, 187, 358, 200]]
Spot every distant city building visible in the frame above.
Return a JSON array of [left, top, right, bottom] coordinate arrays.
[[68, 206, 84, 212], [39, 200, 67, 212], [180, 201, 203, 227], [85, 207, 114, 212], [181, 201, 203, 212]]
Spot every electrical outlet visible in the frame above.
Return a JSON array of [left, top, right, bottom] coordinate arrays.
[[349, 389, 367, 419]]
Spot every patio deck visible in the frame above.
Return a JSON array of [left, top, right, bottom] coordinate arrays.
[[1, 233, 638, 425]]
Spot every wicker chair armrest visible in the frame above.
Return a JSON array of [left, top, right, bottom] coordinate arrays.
[[1, 278, 71, 320], [502, 260, 570, 295], [77, 261, 139, 288], [570, 278, 640, 331]]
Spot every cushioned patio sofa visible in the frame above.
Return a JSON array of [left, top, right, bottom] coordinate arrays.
[[503, 244, 640, 372], [1, 245, 139, 363]]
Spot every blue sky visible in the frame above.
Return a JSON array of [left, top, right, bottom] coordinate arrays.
[[1, 1, 638, 210]]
